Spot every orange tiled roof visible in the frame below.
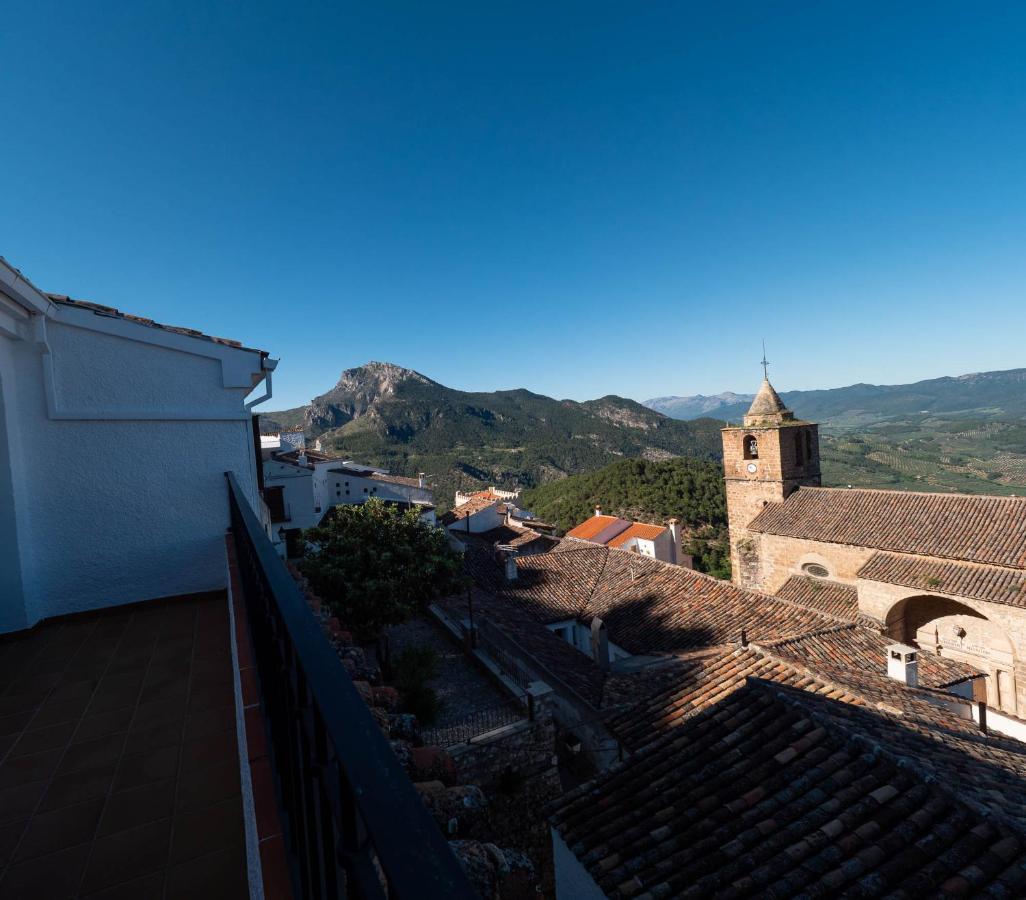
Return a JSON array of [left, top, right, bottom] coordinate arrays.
[[858, 552, 1026, 608], [749, 486, 1026, 568], [606, 522, 667, 548], [565, 515, 622, 541]]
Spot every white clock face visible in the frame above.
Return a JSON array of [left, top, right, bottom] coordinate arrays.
[[746, 462, 758, 474]]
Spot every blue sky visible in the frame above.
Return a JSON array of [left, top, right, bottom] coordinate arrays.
[[3, 2, 1026, 410]]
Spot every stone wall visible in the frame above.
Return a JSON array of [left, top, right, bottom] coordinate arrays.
[[722, 423, 820, 590], [751, 533, 875, 595], [448, 685, 559, 792]]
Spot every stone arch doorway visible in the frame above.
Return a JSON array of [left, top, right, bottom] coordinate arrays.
[[885, 594, 1017, 714]]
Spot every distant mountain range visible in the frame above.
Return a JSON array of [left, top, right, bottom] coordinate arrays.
[[645, 368, 1026, 426], [261, 362, 723, 507]]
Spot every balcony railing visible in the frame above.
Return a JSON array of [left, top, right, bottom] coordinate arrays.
[[225, 472, 475, 899]]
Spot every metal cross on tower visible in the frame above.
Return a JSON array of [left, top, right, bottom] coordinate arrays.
[[760, 340, 769, 380]]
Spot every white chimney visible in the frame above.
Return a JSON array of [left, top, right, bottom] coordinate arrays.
[[297, 449, 308, 466], [418, 473, 425, 488], [504, 547, 519, 582], [590, 617, 609, 671], [594, 504, 603, 518], [886, 643, 919, 687], [667, 518, 682, 565]]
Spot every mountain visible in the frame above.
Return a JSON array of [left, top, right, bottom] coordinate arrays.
[[644, 368, 1026, 426], [520, 457, 730, 578], [261, 362, 724, 508], [644, 391, 754, 421]]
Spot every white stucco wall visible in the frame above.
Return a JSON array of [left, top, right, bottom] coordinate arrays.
[[263, 460, 318, 531], [0, 301, 267, 633], [552, 828, 607, 900]]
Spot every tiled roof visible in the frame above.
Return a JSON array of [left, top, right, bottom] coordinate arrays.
[[500, 542, 838, 655], [775, 575, 859, 621], [749, 486, 1026, 568], [605, 639, 977, 756], [46, 293, 268, 356], [858, 552, 1026, 608], [606, 522, 668, 547], [766, 624, 981, 690], [565, 515, 628, 542], [367, 471, 424, 488], [443, 495, 500, 524], [552, 656, 1026, 898]]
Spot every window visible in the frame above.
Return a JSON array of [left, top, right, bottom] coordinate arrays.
[[795, 430, 805, 465], [802, 562, 829, 578], [805, 430, 813, 462], [743, 435, 759, 460], [363, 488, 368, 493]]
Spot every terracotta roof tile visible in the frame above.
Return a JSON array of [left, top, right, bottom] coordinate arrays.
[[606, 522, 667, 547], [46, 293, 268, 356], [858, 552, 1026, 608], [565, 515, 627, 542], [749, 487, 1026, 567], [552, 649, 1026, 898], [775, 575, 860, 620]]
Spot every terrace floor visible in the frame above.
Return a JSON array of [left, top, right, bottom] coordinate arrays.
[[0, 592, 248, 899]]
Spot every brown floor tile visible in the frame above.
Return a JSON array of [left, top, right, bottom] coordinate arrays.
[[132, 696, 189, 731], [180, 727, 237, 772], [0, 691, 45, 717], [31, 697, 90, 728], [0, 818, 27, 868], [169, 796, 245, 864], [98, 777, 176, 836], [56, 732, 126, 777], [0, 842, 91, 899], [81, 870, 165, 899], [11, 796, 105, 863], [188, 680, 235, 713], [0, 779, 49, 824], [8, 720, 77, 758], [39, 766, 116, 812], [0, 747, 63, 789], [139, 676, 190, 707], [75, 706, 135, 742], [184, 705, 235, 741], [165, 844, 248, 900], [79, 818, 172, 894], [123, 719, 183, 757], [0, 710, 34, 737], [48, 678, 99, 704], [176, 759, 241, 813], [0, 732, 19, 761], [113, 744, 179, 792], [259, 833, 293, 900]]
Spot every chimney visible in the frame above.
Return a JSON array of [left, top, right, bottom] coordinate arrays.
[[886, 643, 919, 687], [667, 518, 682, 565], [504, 547, 519, 582], [594, 504, 603, 518], [418, 473, 425, 488], [590, 617, 609, 671]]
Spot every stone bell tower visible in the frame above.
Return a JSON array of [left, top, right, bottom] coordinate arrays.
[[722, 359, 820, 588]]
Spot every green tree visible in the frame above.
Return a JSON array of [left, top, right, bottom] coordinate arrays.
[[300, 500, 466, 641]]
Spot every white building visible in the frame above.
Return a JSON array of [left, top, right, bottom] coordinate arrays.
[[0, 256, 274, 633], [260, 435, 436, 553], [565, 507, 692, 566]]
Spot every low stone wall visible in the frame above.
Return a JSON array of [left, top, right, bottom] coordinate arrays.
[[448, 684, 559, 791]]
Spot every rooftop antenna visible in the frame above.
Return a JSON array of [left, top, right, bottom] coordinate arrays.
[[761, 340, 770, 381]]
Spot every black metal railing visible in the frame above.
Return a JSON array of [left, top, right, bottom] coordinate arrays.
[[476, 622, 535, 692], [225, 472, 474, 900], [420, 696, 528, 748]]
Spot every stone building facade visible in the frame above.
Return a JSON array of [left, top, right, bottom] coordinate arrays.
[[724, 376, 1026, 716]]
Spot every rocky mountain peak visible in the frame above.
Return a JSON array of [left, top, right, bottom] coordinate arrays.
[[306, 362, 434, 430]]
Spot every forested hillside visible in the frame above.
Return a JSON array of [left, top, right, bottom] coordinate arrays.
[[520, 457, 730, 578], [261, 362, 724, 507]]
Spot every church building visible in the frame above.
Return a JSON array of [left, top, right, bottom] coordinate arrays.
[[723, 373, 1026, 716]]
